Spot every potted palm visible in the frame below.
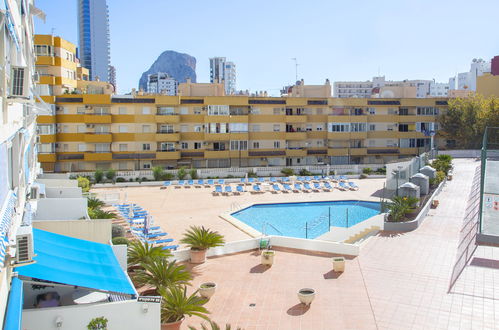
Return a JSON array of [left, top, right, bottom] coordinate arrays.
[[160, 285, 209, 330], [198, 282, 217, 299], [133, 258, 192, 296], [128, 240, 172, 272], [332, 257, 345, 272], [180, 226, 225, 264]]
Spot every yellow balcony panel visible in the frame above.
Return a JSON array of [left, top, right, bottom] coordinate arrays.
[[179, 114, 204, 122], [204, 133, 230, 141], [398, 131, 425, 139], [36, 56, 55, 66], [399, 115, 436, 122], [83, 133, 112, 143], [366, 147, 400, 155], [112, 133, 136, 141], [134, 115, 155, 123], [285, 98, 308, 106], [155, 95, 181, 105], [155, 115, 180, 124], [286, 149, 307, 157], [399, 147, 419, 155], [285, 115, 307, 123], [350, 132, 367, 139], [249, 115, 285, 123], [368, 115, 399, 122], [39, 75, 56, 85], [229, 115, 248, 123], [81, 94, 111, 104], [349, 116, 368, 123], [327, 132, 351, 139], [328, 148, 349, 156], [56, 133, 84, 142], [83, 115, 112, 124], [180, 132, 204, 140], [84, 152, 112, 161], [156, 133, 180, 142], [38, 153, 56, 163], [205, 115, 230, 123], [229, 150, 249, 158], [55, 77, 77, 88], [205, 150, 230, 158], [307, 115, 328, 122], [156, 151, 181, 160], [54, 57, 77, 70], [230, 132, 249, 140], [35, 34, 55, 45], [56, 114, 84, 123], [307, 131, 327, 139], [248, 148, 286, 157], [180, 150, 205, 158], [39, 95, 55, 104], [327, 116, 353, 123], [134, 133, 156, 141], [350, 148, 368, 156], [285, 132, 307, 140], [205, 96, 249, 106], [112, 115, 136, 123], [39, 134, 56, 143], [367, 131, 398, 139], [37, 115, 56, 124], [249, 131, 285, 140]]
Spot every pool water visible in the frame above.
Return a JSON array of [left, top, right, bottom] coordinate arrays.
[[231, 200, 381, 239]]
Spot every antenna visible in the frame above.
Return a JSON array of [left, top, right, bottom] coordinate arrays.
[[291, 58, 299, 83]]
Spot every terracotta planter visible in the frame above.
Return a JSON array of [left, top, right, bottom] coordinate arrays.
[[199, 282, 217, 299], [297, 288, 315, 306], [261, 250, 275, 266], [332, 257, 345, 272], [190, 249, 207, 264], [161, 318, 184, 330], [432, 200, 439, 208]]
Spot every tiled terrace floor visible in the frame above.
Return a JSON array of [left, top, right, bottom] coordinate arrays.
[[182, 159, 499, 329]]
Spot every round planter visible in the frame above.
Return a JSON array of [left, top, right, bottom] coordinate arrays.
[[199, 282, 217, 299], [297, 288, 315, 306], [190, 249, 207, 264], [161, 318, 184, 330], [261, 250, 275, 266]]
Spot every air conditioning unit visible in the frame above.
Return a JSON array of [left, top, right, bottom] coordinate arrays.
[[86, 124, 95, 128], [85, 105, 93, 109], [56, 106, 63, 111], [33, 72, 40, 83], [30, 186, 39, 199], [15, 226, 34, 264]]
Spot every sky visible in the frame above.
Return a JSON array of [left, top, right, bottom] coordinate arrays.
[[36, 0, 499, 95]]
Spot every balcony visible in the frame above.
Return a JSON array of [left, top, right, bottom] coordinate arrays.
[[156, 131, 180, 142], [83, 133, 112, 143], [229, 150, 249, 158], [248, 149, 286, 157], [285, 132, 307, 140], [36, 56, 55, 65], [285, 115, 307, 123], [306, 131, 327, 139], [112, 133, 135, 141], [367, 131, 397, 139], [37, 115, 56, 124], [328, 148, 349, 156], [38, 153, 56, 162], [399, 147, 419, 155], [286, 148, 307, 157], [155, 114, 180, 123], [56, 153, 84, 160], [204, 133, 230, 141], [367, 148, 400, 155], [112, 152, 156, 160], [307, 148, 327, 155], [367, 115, 399, 122], [181, 151, 205, 158], [84, 152, 112, 161], [350, 148, 367, 156], [327, 132, 367, 139], [156, 151, 181, 160], [83, 114, 111, 124], [39, 134, 56, 143], [39, 75, 56, 85], [180, 132, 204, 140], [205, 150, 230, 158]]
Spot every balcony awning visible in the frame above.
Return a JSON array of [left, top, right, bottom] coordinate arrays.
[[17, 229, 135, 295], [4, 277, 23, 330]]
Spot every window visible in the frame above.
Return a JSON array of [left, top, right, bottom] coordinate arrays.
[[417, 107, 438, 115], [62, 125, 69, 133], [273, 108, 281, 115], [369, 124, 376, 131], [194, 142, 202, 149], [118, 107, 127, 114], [368, 108, 376, 115], [143, 163, 151, 169], [119, 125, 128, 133], [119, 162, 128, 170], [142, 143, 151, 151], [77, 125, 86, 133], [11, 67, 26, 97], [229, 123, 248, 132], [194, 125, 202, 132], [369, 140, 376, 146], [159, 124, 173, 133], [180, 107, 188, 114], [160, 143, 174, 151], [142, 107, 151, 114], [230, 141, 248, 150], [207, 123, 228, 133], [328, 123, 350, 132], [207, 105, 229, 115], [181, 142, 188, 149], [95, 143, 109, 153], [399, 124, 409, 132], [253, 142, 260, 149], [119, 144, 127, 151], [250, 107, 260, 114], [273, 124, 280, 132], [306, 124, 312, 131], [193, 107, 202, 114], [251, 125, 260, 132], [157, 107, 175, 115], [274, 141, 280, 148], [317, 140, 324, 147], [78, 144, 86, 152], [77, 107, 86, 114], [399, 108, 409, 116], [316, 125, 323, 131], [350, 123, 366, 132], [142, 125, 151, 133]]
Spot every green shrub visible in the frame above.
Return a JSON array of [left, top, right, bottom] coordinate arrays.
[[345, 172, 354, 175], [387, 196, 420, 222], [112, 224, 125, 238], [152, 166, 165, 181], [116, 177, 126, 182], [436, 154, 452, 163], [106, 169, 116, 182], [141, 177, 148, 182], [88, 208, 117, 219], [281, 168, 294, 176], [189, 169, 198, 179], [359, 174, 368, 179], [77, 176, 90, 193], [94, 170, 104, 183], [112, 237, 129, 246], [177, 166, 187, 180], [432, 159, 452, 175], [163, 172, 174, 180], [299, 169, 312, 176], [362, 168, 373, 175], [375, 167, 387, 175], [247, 171, 257, 178], [129, 178, 134, 182]]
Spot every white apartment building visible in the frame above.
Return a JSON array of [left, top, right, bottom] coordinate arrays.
[[77, 0, 111, 82], [209, 57, 236, 95], [146, 72, 178, 95], [450, 58, 491, 91]]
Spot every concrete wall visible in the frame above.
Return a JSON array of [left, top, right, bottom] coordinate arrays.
[[45, 187, 83, 198], [317, 214, 384, 242], [22, 300, 160, 330], [438, 150, 481, 158], [111, 244, 128, 270], [39, 173, 70, 180], [36, 179, 78, 188], [33, 219, 111, 243], [34, 198, 88, 220]]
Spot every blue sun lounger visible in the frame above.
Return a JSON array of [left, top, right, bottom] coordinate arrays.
[[297, 176, 305, 182], [177, 180, 185, 186], [323, 182, 333, 191], [270, 177, 277, 183], [305, 176, 312, 182], [252, 184, 261, 193], [248, 177, 255, 183], [313, 182, 321, 192], [272, 184, 281, 193], [187, 180, 194, 186], [339, 175, 348, 181], [163, 181, 171, 187], [236, 185, 245, 194], [338, 181, 348, 190], [313, 176, 321, 181], [196, 179, 204, 186], [207, 179, 214, 185], [283, 183, 292, 192], [213, 185, 223, 195], [217, 179, 225, 185], [224, 186, 232, 195], [162, 245, 179, 250], [282, 177, 290, 182], [348, 182, 359, 190], [150, 238, 174, 245], [293, 184, 302, 192], [303, 183, 313, 192], [258, 177, 265, 183], [240, 178, 246, 184]]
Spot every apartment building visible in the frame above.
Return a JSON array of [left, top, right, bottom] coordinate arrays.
[[209, 57, 236, 95], [36, 92, 445, 172], [146, 72, 178, 95]]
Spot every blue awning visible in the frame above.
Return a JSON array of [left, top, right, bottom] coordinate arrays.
[[17, 229, 135, 295], [4, 277, 23, 330]]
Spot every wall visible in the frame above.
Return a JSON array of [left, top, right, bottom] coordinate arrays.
[[317, 214, 384, 242], [111, 244, 128, 270], [32, 219, 111, 243], [36, 179, 78, 188], [22, 300, 160, 330], [438, 149, 481, 158], [34, 198, 88, 220], [45, 187, 82, 198]]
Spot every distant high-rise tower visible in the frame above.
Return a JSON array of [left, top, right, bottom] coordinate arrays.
[[77, 0, 111, 82], [109, 65, 116, 90], [210, 57, 236, 95]]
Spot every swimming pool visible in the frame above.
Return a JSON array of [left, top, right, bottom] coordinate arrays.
[[231, 200, 381, 239]]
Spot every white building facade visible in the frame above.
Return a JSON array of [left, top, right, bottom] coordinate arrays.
[[77, 0, 111, 82], [450, 58, 491, 91], [146, 72, 178, 95], [209, 57, 236, 95]]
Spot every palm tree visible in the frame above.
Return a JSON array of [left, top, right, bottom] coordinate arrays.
[[88, 208, 117, 219], [127, 240, 172, 269], [133, 258, 192, 293], [87, 196, 105, 209], [160, 286, 209, 325], [387, 196, 414, 222], [188, 321, 242, 330], [180, 226, 225, 251]]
